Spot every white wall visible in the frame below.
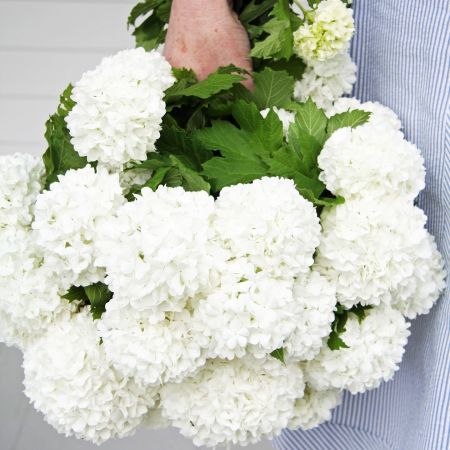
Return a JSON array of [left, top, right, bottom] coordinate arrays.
[[0, 2, 272, 449]]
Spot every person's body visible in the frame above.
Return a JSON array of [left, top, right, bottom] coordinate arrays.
[[165, 1, 450, 449]]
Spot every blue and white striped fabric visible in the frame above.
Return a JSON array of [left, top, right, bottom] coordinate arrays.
[[274, 1, 450, 449]]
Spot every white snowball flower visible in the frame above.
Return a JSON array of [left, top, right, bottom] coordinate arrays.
[[318, 118, 425, 201], [23, 310, 158, 444], [32, 165, 124, 287], [66, 48, 175, 169], [316, 198, 440, 308], [304, 305, 410, 394], [294, 52, 356, 110], [284, 271, 336, 362], [160, 355, 304, 447], [213, 177, 321, 279], [0, 153, 43, 226], [391, 233, 446, 319], [97, 307, 209, 386], [328, 97, 403, 132], [0, 225, 73, 349], [288, 386, 342, 430], [293, 0, 354, 63], [95, 186, 221, 320], [260, 107, 295, 135], [197, 259, 299, 359]]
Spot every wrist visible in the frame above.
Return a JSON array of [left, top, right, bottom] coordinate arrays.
[[171, 0, 231, 14]]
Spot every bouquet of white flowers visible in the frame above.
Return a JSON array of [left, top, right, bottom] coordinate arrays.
[[0, 0, 446, 447]]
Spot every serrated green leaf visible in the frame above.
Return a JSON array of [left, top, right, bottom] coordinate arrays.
[[166, 71, 246, 100], [239, 0, 277, 23], [251, 68, 295, 109], [326, 109, 371, 137], [62, 286, 89, 304], [349, 304, 373, 324], [202, 157, 268, 191], [327, 303, 372, 350], [84, 282, 113, 320], [327, 331, 349, 350], [299, 188, 345, 206], [260, 56, 306, 79], [250, 0, 294, 60], [270, 347, 285, 363], [168, 155, 211, 192], [290, 98, 328, 144], [128, 0, 163, 26], [42, 85, 88, 189], [133, 12, 167, 51]]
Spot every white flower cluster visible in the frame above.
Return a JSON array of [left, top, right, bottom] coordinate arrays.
[[0, 153, 43, 226], [294, 53, 356, 110], [293, 0, 354, 63], [304, 306, 410, 394], [319, 99, 425, 200], [66, 48, 175, 170], [293, 0, 356, 109], [288, 386, 342, 430], [23, 311, 158, 444], [317, 98, 445, 320], [0, 29, 446, 450], [160, 356, 304, 447], [33, 165, 124, 287]]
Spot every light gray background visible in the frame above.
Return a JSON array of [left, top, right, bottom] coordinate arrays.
[[0, 1, 272, 449]]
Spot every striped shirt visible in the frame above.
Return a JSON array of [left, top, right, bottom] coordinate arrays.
[[274, 0, 450, 449]]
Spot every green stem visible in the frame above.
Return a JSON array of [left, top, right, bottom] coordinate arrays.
[[292, 0, 314, 22]]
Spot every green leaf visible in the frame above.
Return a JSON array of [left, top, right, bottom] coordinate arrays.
[[327, 331, 349, 350], [326, 109, 371, 137], [250, 0, 294, 60], [42, 84, 88, 189], [327, 303, 373, 351], [270, 347, 285, 363], [84, 282, 113, 320], [290, 98, 328, 144], [62, 286, 89, 304], [260, 56, 306, 79], [251, 68, 295, 109], [349, 304, 373, 324], [133, 13, 167, 51], [166, 71, 246, 100], [169, 155, 211, 192], [299, 188, 345, 206], [239, 0, 277, 23], [128, 0, 163, 26]]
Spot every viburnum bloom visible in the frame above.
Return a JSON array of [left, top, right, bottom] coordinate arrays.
[[0, 153, 43, 227], [316, 198, 445, 309], [390, 233, 446, 319], [294, 52, 356, 110], [23, 310, 158, 444], [319, 111, 425, 201], [97, 307, 209, 386], [293, 0, 354, 63], [304, 305, 410, 394], [66, 48, 175, 169], [0, 226, 73, 349], [95, 186, 222, 321], [213, 177, 321, 279], [196, 259, 299, 359], [288, 386, 342, 430], [32, 165, 124, 287], [284, 271, 336, 362], [160, 355, 304, 447]]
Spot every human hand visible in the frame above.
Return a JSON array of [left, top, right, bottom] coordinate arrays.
[[164, 0, 253, 89]]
